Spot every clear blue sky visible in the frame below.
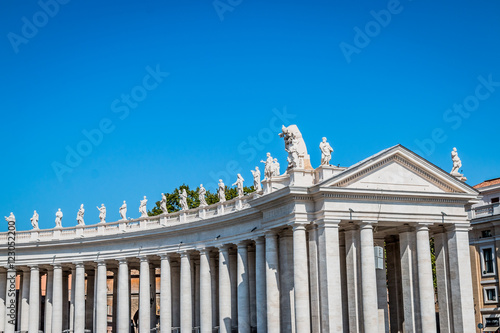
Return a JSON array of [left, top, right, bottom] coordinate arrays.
[[1, 0, 499, 231]]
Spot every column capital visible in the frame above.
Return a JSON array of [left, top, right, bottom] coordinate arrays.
[[160, 253, 173, 260], [95, 260, 107, 267], [117, 258, 128, 265], [253, 235, 265, 244], [216, 243, 231, 251], [289, 221, 309, 231], [315, 219, 341, 228], [445, 222, 471, 232], [356, 220, 377, 229], [179, 251, 190, 258], [264, 229, 278, 237], [29, 264, 39, 270], [73, 261, 85, 268], [137, 256, 149, 263], [237, 241, 250, 249], [52, 263, 63, 269], [415, 222, 433, 231]]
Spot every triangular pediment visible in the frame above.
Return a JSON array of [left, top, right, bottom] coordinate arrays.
[[322, 145, 478, 195]]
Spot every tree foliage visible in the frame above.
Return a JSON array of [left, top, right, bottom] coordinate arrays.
[[148, 184, 255, 216]]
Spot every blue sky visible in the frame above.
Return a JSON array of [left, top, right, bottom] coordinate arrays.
[[1, 0, 499, 231]]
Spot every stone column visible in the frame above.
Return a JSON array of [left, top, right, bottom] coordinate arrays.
[[160, 255, 172, 333], [293, 223, 310, 333], [0, 269, 6, 333], [45, 268, 54, 333], [307, 225, 320, 333], [28, 265, 40, 333], [279, 229, 294, 333], [180, 252, 192, 333], [117, 259, 130, 333], [20, 269, 30, 332], [434, 230, 452, 333], [237, 242, 250, 333], [446, 223, 475, 333], [70, 268, 76, 331], [149, 266, 157, 329], [95, 260, 108, 333], [199, 249, 212, 333], [374, 238, 388, 333], [385, 237, 403, 333], [254, 237, 267, 332], [219, 245, 232, 333], [415, 223, 436, 333], [85, 270, 95, 332], [316, 219, 343, 332], [399, 227, 418, 333], [4, 268, 16, 333], [229, 250, 238, 329], [358, 221, 379, 332], [265, 231, 280, 333], [171, 260, 180, 328], [139, 257, 151, 333], [74, 263, 86, 333], [247, 246, 257, 330], [52, 264, 63, 333], [209, 254, 219, 328]]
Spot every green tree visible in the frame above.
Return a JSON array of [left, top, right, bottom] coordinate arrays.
[[148, 184, 255, 216]]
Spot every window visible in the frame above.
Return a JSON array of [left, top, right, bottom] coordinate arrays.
[[485, 317, 500, 326], [481, 246, 496, 276], [485, 287, 498, 303], [483, 230, 493, 238], [492, 197, 499, 204]]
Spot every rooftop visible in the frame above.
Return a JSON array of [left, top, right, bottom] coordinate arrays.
[[474, 177, 500, 189]]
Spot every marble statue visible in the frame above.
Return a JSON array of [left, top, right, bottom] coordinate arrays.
[[218, 179, 226, 203], [76, 204, 85, 226], [261, 152, 274, 180], [319, 137, 334, 165], [451, 147, 462, 175], [55, 209, 63, 228], [199, 185, 207, 207], [286, 137, 300, 168], [31, 210, 39, 229], [180, 189, 188, 211], [97, 204, 106, 223], [272, 158, 280, 176], [251, 167, 262, 192], [139, 196, 148, 217], [232, 174, 245, 198], [5, 212, 15, 223], [279, 124, 311, 169], [119, 201, 127, 220], [160, 193, 168, 214]]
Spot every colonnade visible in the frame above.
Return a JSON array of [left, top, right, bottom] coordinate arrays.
[[0, 221, 473, 333]]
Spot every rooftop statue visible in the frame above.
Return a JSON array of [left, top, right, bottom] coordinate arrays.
[[97, 204, 106, 223], [218, 179, 226, 203], [180, 189, 188, 210], [199, 185, 207, 207], [319, 137, 334, 165], [77, 204, 85, 226], [251, 167, 262, 192], [450, 147, 462, 175], [261, 152, 274, 180], [279, 124, 311, 170], [31, 210, 39, 229], [272, 158, 280, 176], [55, 209, 63, 228], [139, 196, 148, 217], [232, 174, 245, 198], [5, 212, 15, 224], [160, 193, 169, 214], [119, 201, 127, 220]]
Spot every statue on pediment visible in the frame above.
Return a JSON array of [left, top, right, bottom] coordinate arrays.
[[139, 196, 148, 217], [76, 204, 85, 225], [180, 189, 188, 210], [199, 185, 207, 207], [450, 147, 462, 175], [232, 174, 245, 198], [97, 204, 106, 223], [119, 201, 127, 220], [160, 193, 168, 214], [320, 137, 334, 165], [55, 209, 63, 228], [251, 167, 262, 191], [31, 210, 39, 229]]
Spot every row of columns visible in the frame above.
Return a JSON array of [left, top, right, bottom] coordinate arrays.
[[0, 220, 474, 333]]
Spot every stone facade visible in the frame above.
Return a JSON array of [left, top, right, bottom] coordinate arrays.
[[0, 143, 479, 333], [469, 178, 500, 333]]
